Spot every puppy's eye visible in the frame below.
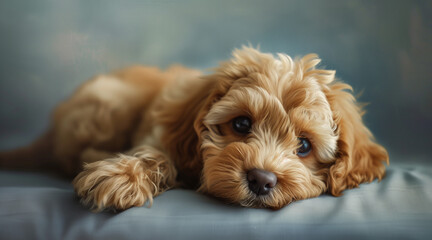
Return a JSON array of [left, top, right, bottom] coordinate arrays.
[[297, 137, 312, 157], [232, 116, 252, 135]]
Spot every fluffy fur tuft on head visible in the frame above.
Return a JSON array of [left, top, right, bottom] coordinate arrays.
[[0, 46, 388, 211]]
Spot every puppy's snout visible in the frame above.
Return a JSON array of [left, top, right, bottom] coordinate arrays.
[[247, 169, 277, 196]]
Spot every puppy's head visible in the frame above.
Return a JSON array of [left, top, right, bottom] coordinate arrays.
[[195, 47, 388, 208]]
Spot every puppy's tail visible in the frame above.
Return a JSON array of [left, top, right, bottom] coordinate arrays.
[[0, 131, 55, 171]]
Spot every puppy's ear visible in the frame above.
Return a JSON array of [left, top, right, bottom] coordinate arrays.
[[325, 83, 389, 196], [193, 46, 265, 137]]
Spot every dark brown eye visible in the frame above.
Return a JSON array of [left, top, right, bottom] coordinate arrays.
[[232, 116, 252, 135], [297, 137, 312, 157]]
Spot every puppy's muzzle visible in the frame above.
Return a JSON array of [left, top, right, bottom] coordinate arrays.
[[247, 169, 277, 196]]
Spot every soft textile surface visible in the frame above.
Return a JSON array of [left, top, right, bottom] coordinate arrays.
[[0, 163, 431, 240]]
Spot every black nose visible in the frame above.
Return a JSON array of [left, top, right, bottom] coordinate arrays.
[[247, 169, 277, 196]]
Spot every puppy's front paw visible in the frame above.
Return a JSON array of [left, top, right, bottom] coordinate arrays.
[[73, 155, 160, 211]]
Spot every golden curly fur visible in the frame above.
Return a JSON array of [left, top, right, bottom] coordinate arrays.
[[0, 47, 389, 211]]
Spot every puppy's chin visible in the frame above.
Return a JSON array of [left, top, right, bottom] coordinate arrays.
[[198, 142, 326, 209]]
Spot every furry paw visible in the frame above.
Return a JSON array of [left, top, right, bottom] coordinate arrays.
[[73, 154, 171, 211]]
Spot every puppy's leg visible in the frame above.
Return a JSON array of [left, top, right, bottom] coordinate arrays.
[[50, 74, 147, 176], [79, 148, 116, 165], [73, 146, 177, 211]]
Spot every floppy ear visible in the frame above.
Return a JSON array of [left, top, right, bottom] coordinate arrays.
[[193, 46, 268, 151], [325, 82, 389, 196]]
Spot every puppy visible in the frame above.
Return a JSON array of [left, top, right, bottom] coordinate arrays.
[[0, 47, 389, 211]]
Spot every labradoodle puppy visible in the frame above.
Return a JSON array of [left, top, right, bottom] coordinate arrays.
[[0, 47, 389, 211]]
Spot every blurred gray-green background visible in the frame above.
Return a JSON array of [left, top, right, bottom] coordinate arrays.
[[0, 0, 431, 162]]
